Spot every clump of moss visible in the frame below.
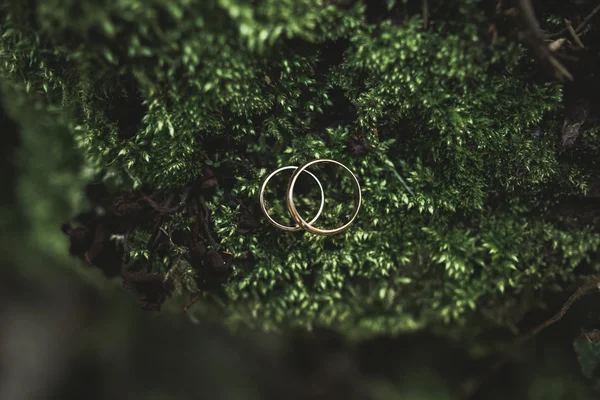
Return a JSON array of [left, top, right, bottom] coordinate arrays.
[[2, 0, 600, 337]]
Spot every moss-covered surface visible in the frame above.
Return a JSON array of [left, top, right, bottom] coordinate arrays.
[[2, 0, 600, 341]]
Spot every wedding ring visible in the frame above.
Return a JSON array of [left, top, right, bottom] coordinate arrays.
[[259, 165, 325, 232], [286, 159, 361, 236]]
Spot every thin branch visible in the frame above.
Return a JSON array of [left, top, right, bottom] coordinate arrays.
[[548, 3, 600, 38], [548, 28, 567, 39], [576, 3, 600, 33], [184, 294, 202, 311], [566, 20, 585, 48], [516, 0, 573, 81], [199, 195, 219, 249], [144, 194, 175, 272], [548, 38, 566, 52], [141, 186, 191, 214], [460, 277, 600, 398], [517, 279, 600, 344], [385, 160, 414, 196], [122, 231, 131, 262], [422, 0, 428, 30]]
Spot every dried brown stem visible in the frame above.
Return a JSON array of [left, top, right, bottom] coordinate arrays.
[[459, 277, 600, 398], [517, 0, 573, 81], [566, 20, 585, 48], [141, 187, 190, 214], [184, 294, 202, 311], [549, 3, 600, 38], [144, 194, 175, 271], [576, 3, 600, 33], [199, 195, 219, 249], [517, 279, 600, 344]]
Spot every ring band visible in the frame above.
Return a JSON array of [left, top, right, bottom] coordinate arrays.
[[259, 165, 326, 232], [286, 159, 361, 236]]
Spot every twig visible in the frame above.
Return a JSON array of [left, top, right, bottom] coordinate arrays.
[[159, 227, 175, 246], [548, 38, 566, 52], [122, 231, 131, 263], [199, 195, 219, 249], [423, 0, 428, 30], [385, 160, 415, 196], [150, 194, 175, 246], [489, 24, 498, 45], [123, 231, 130, 253], [144, 194, 175, 271], [548, 57, 573, 81], [141, 186, 191, 214], [516, 0, 572, 81], [548, 26, 568, 39], [565, 20, 585, 48], [184, 294, 202, 311], [517, 279, 600, 344], [576, 3, 600, 33], [548, 3, 600, 38], [459, 277, 600, 398], [84, 252, 92, 266]]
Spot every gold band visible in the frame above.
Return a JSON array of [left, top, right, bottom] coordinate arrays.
[[259, 165, 326, 232], [286, 159, 361, 236]]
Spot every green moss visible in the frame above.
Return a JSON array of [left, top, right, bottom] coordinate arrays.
[[2, 0, 600, 337]]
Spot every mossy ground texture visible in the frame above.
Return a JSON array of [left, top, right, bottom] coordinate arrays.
[[2, 0, 600, 338]]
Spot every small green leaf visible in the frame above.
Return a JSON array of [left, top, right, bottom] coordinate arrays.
[[103, 48, 116, 64], [103, 20, 116, 38], [167, 120, 174, 137]]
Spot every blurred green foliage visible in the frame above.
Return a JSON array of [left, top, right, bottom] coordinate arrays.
[[574, 333, 600, 381], [1, 0, 600, 338], [0, 80, 88, 275]]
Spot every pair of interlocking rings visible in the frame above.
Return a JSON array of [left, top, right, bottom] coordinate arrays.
[[259, 159, 362, 235]]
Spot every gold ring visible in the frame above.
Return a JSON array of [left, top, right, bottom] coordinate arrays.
[[259, 165, 326, 232], [286, 159, 361, 236]]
